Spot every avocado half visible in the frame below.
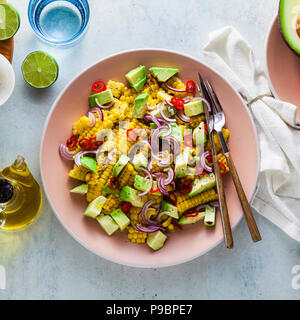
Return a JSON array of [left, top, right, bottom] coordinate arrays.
[[279, 0, 300, 56]]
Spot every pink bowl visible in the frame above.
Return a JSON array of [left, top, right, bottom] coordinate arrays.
[[40, 49, 259, 268], [266, 15, 300, 119]]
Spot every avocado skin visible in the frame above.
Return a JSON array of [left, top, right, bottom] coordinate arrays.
[[278, 1, 300, 57]]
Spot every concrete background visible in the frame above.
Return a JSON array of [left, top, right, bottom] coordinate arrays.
[[0, 0, 300, 299]]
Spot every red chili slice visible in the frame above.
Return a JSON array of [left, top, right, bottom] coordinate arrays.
[[165, 192, 177, 206], [88, 137, 103, 149], [204, 123, 208, 134], [219, 161, 227, 175], [79, 138, 91, 151], [108, 177, 120, 190], [121, 202, 132, 214], [196, 165, 207, 176], [126, 129, 139, 142], [66, 135, 78, 149], [173, 221, 183, 230], [92, 80, 106, 93], [176, 179, 192, 194], [184, 134, 193, 148], [185, 209, 199, 218], [186, 80, 195, 94], [150, 188, 160, 194], [171, 97, 185, 110]]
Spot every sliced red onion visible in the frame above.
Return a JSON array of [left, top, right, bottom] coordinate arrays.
[[157, 176, 169, 195], [210, 200, 219, 207], [164, 99, 175, 108], [138, 168, 153, 197], [156, 211, 171, 222], [169, 136, 180, 156], [108, 148, 117, 161], [200, 151, 213, 173], [194, 204, 207, 211], [177, 109, 190, 123], [139, 200, 158, 225], [163, 167, 174, 185], [74, 150, 97, 166], [59, 144, 74, 161], [159, 103, 176, 123], [158, 122, 172, 138], [147, 102, 157, 110], [152, 171, 166, 177], [89, 107, 103, 121], [88, 112, 96, 128], [165, 84, 186, 93], [145, 113, 161, 127], [95, 98, 115, 109], [193, 97, 211, 112], [135, 224, 165, 233]]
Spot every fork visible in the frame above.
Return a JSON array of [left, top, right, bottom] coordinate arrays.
[[205, 80, 262, 243], [198, 74, 233, 248]]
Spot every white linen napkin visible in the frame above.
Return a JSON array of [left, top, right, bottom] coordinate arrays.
[[203, 26, 300, 242]]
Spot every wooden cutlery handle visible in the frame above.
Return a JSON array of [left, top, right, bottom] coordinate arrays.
[[224, 152, 261, 242], [213, 153, 234, 248]]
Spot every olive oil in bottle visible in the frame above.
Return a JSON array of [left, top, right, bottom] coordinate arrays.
[[0, 155, 42, 230]]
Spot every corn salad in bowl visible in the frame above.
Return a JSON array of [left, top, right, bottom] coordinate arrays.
[[59, 65, 230, 251]]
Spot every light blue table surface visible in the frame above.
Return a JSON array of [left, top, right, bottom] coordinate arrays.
[[0, 0, 299, 300]]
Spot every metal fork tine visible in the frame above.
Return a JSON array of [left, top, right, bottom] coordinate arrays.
[[206, 80, 224, 113], [203, 80, 218, 115]]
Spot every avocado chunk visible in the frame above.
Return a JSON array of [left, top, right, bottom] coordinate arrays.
[[150, 102, 175, 120], [188, 173, 216, 197], [193, 121, 207, 145], [171, 123, 183, 143], [113, 154, 129, 177], [149, 67, 179, 82], [161, 201, 179, 219], [184, 99, 204, 117], [134, 175, 161, 195], [204, 205, 216, 227], [147, 230, 167, 251], [96, 214, 119, 236], [156, 90, 173, 102], [178, 210, 206, 225], [80, 156, 97, 173], [132, 152, 148, 172], [174, 151, 189, 178], [70, 184, 89, 194], [120, 186, 145, 207], [110, 208, 130, 231], [134, 174, 151, 191], [84, 195, 107, 218], [279, 0, 300, 56], [125, 65, 147, 92], [150, 122, 182, 143], [132, 93, 149, 118], [103, 181, 120, 194], [89, 89, 114, 107]]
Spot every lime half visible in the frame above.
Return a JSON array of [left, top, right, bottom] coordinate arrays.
[[0, 3, 20, 40], [22, 51, 59, 88]]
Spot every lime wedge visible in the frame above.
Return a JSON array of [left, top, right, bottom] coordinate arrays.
[[0, 3, 20, 40], [21, 51, 59, 88]]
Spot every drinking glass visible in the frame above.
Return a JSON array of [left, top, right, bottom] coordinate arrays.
[[28, 0, 90, 46]]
